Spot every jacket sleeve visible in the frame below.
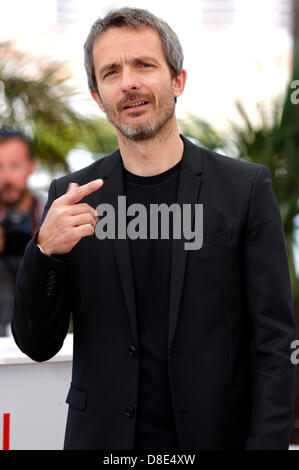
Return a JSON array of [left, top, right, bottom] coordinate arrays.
[[243, 164, 297, 449], [11, 179, 72, 362]]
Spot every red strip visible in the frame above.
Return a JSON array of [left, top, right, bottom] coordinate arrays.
[[3, 413, 10, 450]]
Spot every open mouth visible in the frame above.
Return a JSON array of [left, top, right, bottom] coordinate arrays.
[[123, 101, 149, 111]]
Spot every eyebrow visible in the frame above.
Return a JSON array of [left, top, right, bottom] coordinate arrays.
[[98, 56, 160, 77]]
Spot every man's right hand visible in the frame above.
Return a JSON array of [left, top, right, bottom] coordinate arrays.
[[36, 179, 104, 256]]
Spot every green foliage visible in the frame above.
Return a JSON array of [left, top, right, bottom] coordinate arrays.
[[178, 114, 230, 153], [76, 116, 118, 158], [0, 41, 118, 170]]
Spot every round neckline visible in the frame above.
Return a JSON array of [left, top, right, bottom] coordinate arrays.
[[123, 159, 182, 186]]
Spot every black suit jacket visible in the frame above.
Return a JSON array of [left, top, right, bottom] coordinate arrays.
[[12, 135, 296, 450]]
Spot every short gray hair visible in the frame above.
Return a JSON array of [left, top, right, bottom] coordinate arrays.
[[84, 7, 184, 95]]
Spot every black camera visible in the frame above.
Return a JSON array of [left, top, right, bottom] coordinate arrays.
[[0, 209, 32, 256]]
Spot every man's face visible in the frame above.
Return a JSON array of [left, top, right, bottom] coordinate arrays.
[[91, 26, 185, 141], [0, 138, 35, 208]]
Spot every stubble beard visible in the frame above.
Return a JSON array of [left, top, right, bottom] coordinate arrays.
[[100, 88, 176, 142], [0, 186, 27, 208]]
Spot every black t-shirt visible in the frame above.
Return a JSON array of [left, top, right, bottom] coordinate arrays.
[[123, 158, 182, 450]]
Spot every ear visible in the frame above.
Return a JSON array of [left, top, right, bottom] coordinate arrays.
[[172, 69, 187, 100], [90, 89, 104, 112]]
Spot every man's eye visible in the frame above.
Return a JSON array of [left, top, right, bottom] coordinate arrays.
[[140, 63, 152, 68], [104, 71, 115, 78]]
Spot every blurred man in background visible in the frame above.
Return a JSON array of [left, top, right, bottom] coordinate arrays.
[[0, 129, 44, 336]]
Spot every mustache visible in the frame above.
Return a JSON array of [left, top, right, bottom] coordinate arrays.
[[118, 93, 152, 110], [0, 183, 18, 192]]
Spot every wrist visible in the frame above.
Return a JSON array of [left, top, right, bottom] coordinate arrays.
[[36, 236, 52, 257], [37, 243, 45, 254], [37, 244, 51, 257]]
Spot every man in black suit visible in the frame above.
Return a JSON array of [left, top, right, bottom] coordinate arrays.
[[12, 7, 296, 450]]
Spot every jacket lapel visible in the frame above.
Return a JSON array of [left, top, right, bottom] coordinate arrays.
[[98, 149, 138, 346], [168, 136, 203, 351]]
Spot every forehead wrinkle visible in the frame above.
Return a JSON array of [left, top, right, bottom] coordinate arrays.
[[94, 27, 167, 78]]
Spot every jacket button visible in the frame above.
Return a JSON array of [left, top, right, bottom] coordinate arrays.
[[125, 407, 135, 417], [128, 345, 137, 358], [48, 271, 56, 281]]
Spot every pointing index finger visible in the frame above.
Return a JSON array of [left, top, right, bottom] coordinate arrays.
[[62, 179, 104, 205]]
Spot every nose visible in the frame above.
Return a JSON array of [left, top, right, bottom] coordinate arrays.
[[0, 170, 11, 183], [0, 178, 13, 189], [120, 66, 140, 93]]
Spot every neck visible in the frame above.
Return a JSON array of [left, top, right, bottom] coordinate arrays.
[[117, 117, 184, 176]]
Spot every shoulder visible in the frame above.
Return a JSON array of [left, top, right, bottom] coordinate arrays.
[[181, 136, 273, 215], [182, 134, 268, 184]]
